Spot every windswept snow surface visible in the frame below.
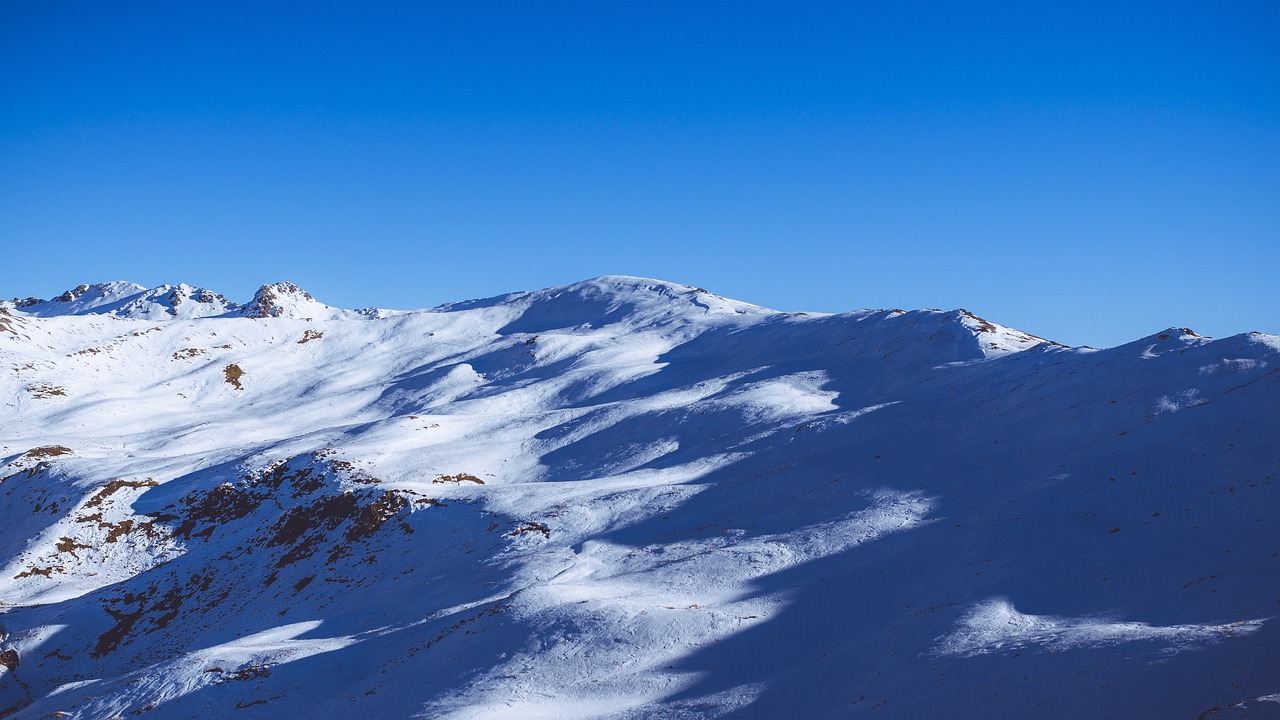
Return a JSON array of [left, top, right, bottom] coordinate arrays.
[[0, 275, 1277, 719]]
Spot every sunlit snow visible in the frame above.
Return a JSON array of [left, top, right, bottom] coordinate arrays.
[[1, 276, 1277, 718]]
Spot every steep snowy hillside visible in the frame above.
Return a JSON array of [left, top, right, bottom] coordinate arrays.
[[1, 276, 1277, 719]]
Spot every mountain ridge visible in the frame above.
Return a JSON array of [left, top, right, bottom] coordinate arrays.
[[12, 275, 1275, 355], [8, 281, 336, 321]]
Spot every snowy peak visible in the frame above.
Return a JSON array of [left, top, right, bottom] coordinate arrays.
[[116, 284, 240, 320], [823, 307, 1053, 366], [9, 281, 148, 317], [238, 282, 335, 319], [1146, 326, 1204, 344], [498, 277, 1050, 359], [5, 281, 336, 320], [566, 275, 768, 315], [1113, 326, 1204, 346], [7, 281, 235, 320], [1246, 330, 1280, 353], [948, 308, 1053, 358], [497, 275, 769, 334], [1110, 326, 1214, 359]]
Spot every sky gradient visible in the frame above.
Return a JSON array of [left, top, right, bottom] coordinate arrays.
[[3, 1, 1277, 347]]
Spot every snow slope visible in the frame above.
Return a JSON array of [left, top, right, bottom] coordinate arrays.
[[0, 276, 1277, 719]]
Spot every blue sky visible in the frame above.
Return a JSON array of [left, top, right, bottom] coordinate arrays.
[[2, 1, 1277, 347]]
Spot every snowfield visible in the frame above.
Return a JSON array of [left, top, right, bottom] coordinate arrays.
[[1, 276, 1277, 719]]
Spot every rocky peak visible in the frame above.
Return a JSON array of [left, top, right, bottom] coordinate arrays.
[[56, 284, 93, 303], [240, 282, 324, 319]]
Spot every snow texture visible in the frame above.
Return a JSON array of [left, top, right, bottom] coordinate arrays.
[[0, 275, 1278, 719]]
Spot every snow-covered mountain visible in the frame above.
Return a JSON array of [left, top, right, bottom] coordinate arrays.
[[1, 276, 1277, 719], [9, 281, 341, 321]]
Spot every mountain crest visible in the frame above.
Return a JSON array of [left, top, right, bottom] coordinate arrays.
[[239, 282, 328, 319], [495, 275, 769, 334], [117, 284, 240, 320], [10, 281, 148, 317], [5, 281, 335, 320], [947, 308, 1054, 357]]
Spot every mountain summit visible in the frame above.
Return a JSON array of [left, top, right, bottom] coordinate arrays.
[[7, 281, 333, 321], [1, 277, 1276, 718], [238, 282, 337, 319]]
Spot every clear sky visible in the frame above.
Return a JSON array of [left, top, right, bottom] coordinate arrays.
[[2, 1, 1277, 347]]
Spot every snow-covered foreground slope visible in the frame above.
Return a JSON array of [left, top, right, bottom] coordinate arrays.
[[1, 276, 1277, 719]]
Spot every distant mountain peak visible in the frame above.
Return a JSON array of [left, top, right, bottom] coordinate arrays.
[[112, 284, 240, 320], [239, 282, 329, 319], [55, 283, 92, 302], [493, 275, 771, 334], [946, 308, 1055, 357], [6, 281, 336, 320], [1113, 327, 1211, 354], [10, 281, 149, 317]]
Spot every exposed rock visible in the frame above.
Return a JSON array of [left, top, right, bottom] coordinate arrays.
[[240, 282, 319, 318]]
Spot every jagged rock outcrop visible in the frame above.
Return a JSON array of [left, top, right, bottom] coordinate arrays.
[[239, 282, 325, 319]]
